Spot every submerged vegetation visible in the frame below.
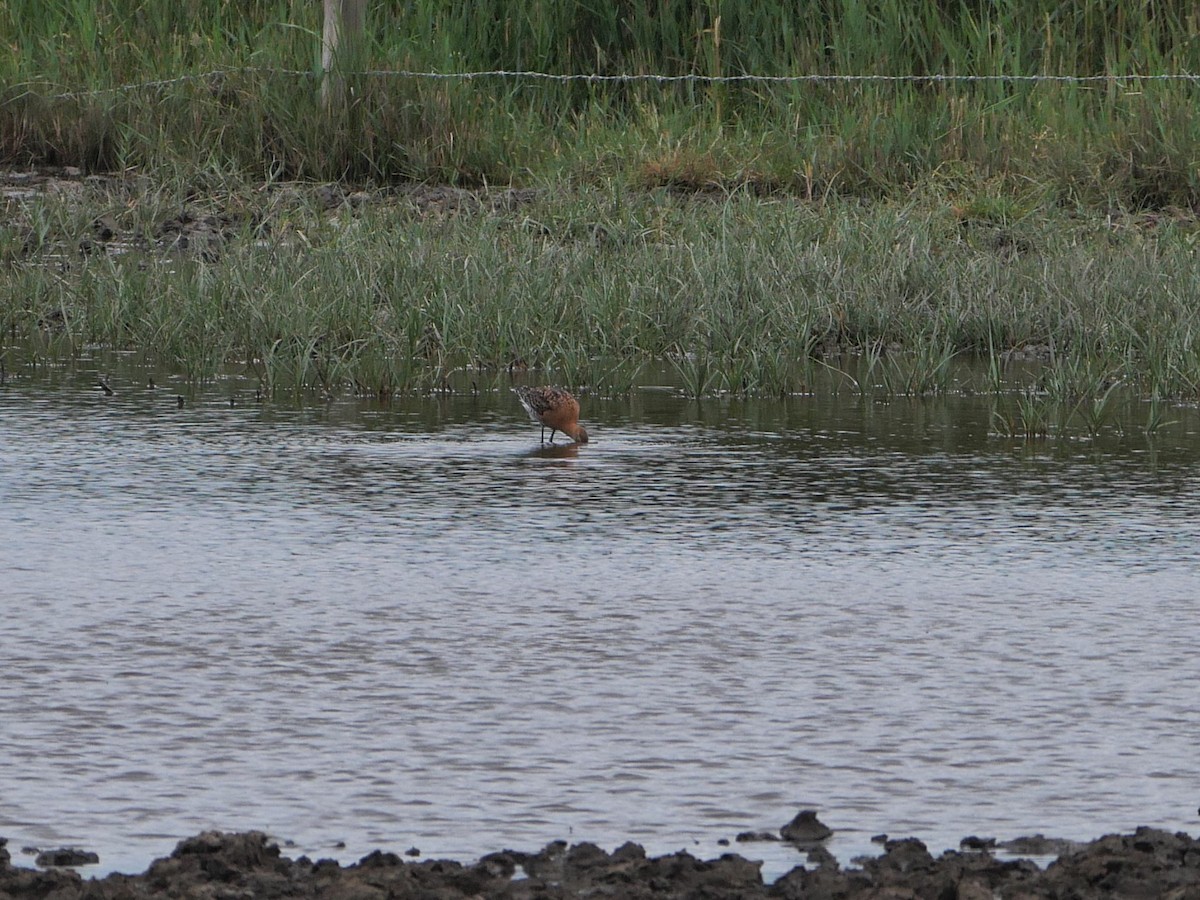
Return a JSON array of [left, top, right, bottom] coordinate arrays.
[[4, 1, 1200, 427]]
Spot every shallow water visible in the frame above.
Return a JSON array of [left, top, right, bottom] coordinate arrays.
[[2, 354, 1200, 879]]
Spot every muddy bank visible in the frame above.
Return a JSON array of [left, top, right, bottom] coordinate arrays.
[[2, 166, 543, 264], [4, 827, 1200, 899]]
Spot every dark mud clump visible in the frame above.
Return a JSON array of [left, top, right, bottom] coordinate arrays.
[[32, 848, 100, 868], [2, 827, 1200, 899]]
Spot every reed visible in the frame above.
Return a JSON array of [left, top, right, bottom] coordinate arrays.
[[991, 393, 1053, 441], [1071, 380, 1126, 440], [1143, 400, 1176, 436], [670, 353, 721, 400]]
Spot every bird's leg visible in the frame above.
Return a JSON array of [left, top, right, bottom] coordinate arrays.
[[548, 429, 557, 443], [540, 424, 546, 444]]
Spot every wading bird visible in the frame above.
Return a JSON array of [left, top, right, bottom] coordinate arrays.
[[513, 385, 589, 444]]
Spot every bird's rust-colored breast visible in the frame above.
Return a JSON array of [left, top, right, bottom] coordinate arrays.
[[532, 388, 578, 428], [514, 385, 588, 442]]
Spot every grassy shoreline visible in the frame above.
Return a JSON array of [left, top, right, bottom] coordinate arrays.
[[4, 172, 1200, 418]]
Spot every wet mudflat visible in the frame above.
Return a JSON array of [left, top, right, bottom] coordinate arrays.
[[2, 352, 1200, 882]]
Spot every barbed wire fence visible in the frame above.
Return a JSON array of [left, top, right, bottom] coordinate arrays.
[[22, 66, 1200, 102]]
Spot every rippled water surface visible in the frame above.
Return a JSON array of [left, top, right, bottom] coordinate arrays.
[[2, 356, 1199, 878]]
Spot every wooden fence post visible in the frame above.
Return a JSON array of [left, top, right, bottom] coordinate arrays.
[[321, 0, 366, 111]]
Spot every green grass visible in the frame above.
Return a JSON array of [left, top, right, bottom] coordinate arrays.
[[5, 2, 1200, 206], [6, 179, 1200, 405]]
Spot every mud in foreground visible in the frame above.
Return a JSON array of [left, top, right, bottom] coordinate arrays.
[[3, 828, 1200, 899]]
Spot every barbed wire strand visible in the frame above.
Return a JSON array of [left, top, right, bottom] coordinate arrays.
[[25, 66, 1200, 102]]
